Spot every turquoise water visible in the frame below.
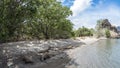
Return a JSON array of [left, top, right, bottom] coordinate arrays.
[[68, 39, 120, 68]]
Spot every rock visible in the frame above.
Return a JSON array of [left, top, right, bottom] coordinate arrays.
[[7, 59, 13, 66], [98, 19, 111, 29], [96, 19, 118, 32], [0, 39, 82, 68], [117, 26, 120, 33], [95, 19, 119, 38], [22, 56, 34, 64]]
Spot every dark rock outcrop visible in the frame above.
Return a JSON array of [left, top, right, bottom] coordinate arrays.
[[0, 39, 83, 68], [95, 19, 119, 38], [117, 26, 120, 32], [97, 19, 111, 29], [116, 26, 120, 38], [96, 19, 118, 32]]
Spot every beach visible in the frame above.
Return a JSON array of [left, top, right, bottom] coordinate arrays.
[[0, 37, 105, 68]]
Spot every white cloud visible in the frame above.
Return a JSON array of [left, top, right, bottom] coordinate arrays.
[[57, 0, 65, 3], [70, 0, 93, 17], [69, 0, 120, 29]]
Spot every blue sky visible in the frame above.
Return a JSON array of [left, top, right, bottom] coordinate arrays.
[[60, 0, 120, 29]]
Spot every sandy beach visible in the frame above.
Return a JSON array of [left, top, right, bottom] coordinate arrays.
[[75, 37, 107, 45], [66, 37, 101, 56]]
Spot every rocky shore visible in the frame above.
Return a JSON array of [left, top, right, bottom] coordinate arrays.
[[0, 39, 85, 68]]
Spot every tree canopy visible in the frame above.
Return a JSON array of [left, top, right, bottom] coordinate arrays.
[[0, 0, 73, 42]]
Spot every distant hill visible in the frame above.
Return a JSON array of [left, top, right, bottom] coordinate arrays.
[[96, 19, 118, 32], [95, 19, 119, 38]]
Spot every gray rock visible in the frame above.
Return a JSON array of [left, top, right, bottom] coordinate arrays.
[[0, 39, 83, 68]]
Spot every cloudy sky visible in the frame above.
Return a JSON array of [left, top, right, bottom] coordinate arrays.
[[60, 0, 120, 29]]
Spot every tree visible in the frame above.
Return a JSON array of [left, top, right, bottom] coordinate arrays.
[[0, 0, 73, 42], [75, 26, 94, 37], [105, 29, 111, 38], [31, 0, 73, 39], [0, 0, 39, 42]]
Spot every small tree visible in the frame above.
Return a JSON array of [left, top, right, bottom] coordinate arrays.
[[75, 26, 94, 37], [105, 29, 111, 38]]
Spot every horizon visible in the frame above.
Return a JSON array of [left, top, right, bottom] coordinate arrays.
[[59, 0, 120, 29]]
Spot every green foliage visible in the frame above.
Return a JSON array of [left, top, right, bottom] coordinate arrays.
[[105, 29, 111, 38], [31, 0, 73, 39], [0, 0, 73, 42], [75, 26, 94, 37], [0, 0, 39, 42]]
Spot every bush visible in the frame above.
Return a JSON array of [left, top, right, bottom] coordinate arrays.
[[105, 29, 111, 38], [75, 26, 94, 37]]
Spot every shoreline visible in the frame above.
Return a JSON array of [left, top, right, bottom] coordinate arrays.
[[0, 37, 106, 68], [65, 38, 119, 68], [75, 37, 107, 45], [65, 37, 107, 67]]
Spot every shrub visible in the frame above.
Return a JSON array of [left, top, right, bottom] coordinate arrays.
[[105, 29, 111, 38]]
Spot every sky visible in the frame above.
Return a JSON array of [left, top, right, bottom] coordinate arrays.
[[59, 0, 120, 29]]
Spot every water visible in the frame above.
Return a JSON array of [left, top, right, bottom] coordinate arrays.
[[67, 39, 120, 68]]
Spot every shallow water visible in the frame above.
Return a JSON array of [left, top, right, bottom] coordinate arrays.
[[68, 39, 120, 68]]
